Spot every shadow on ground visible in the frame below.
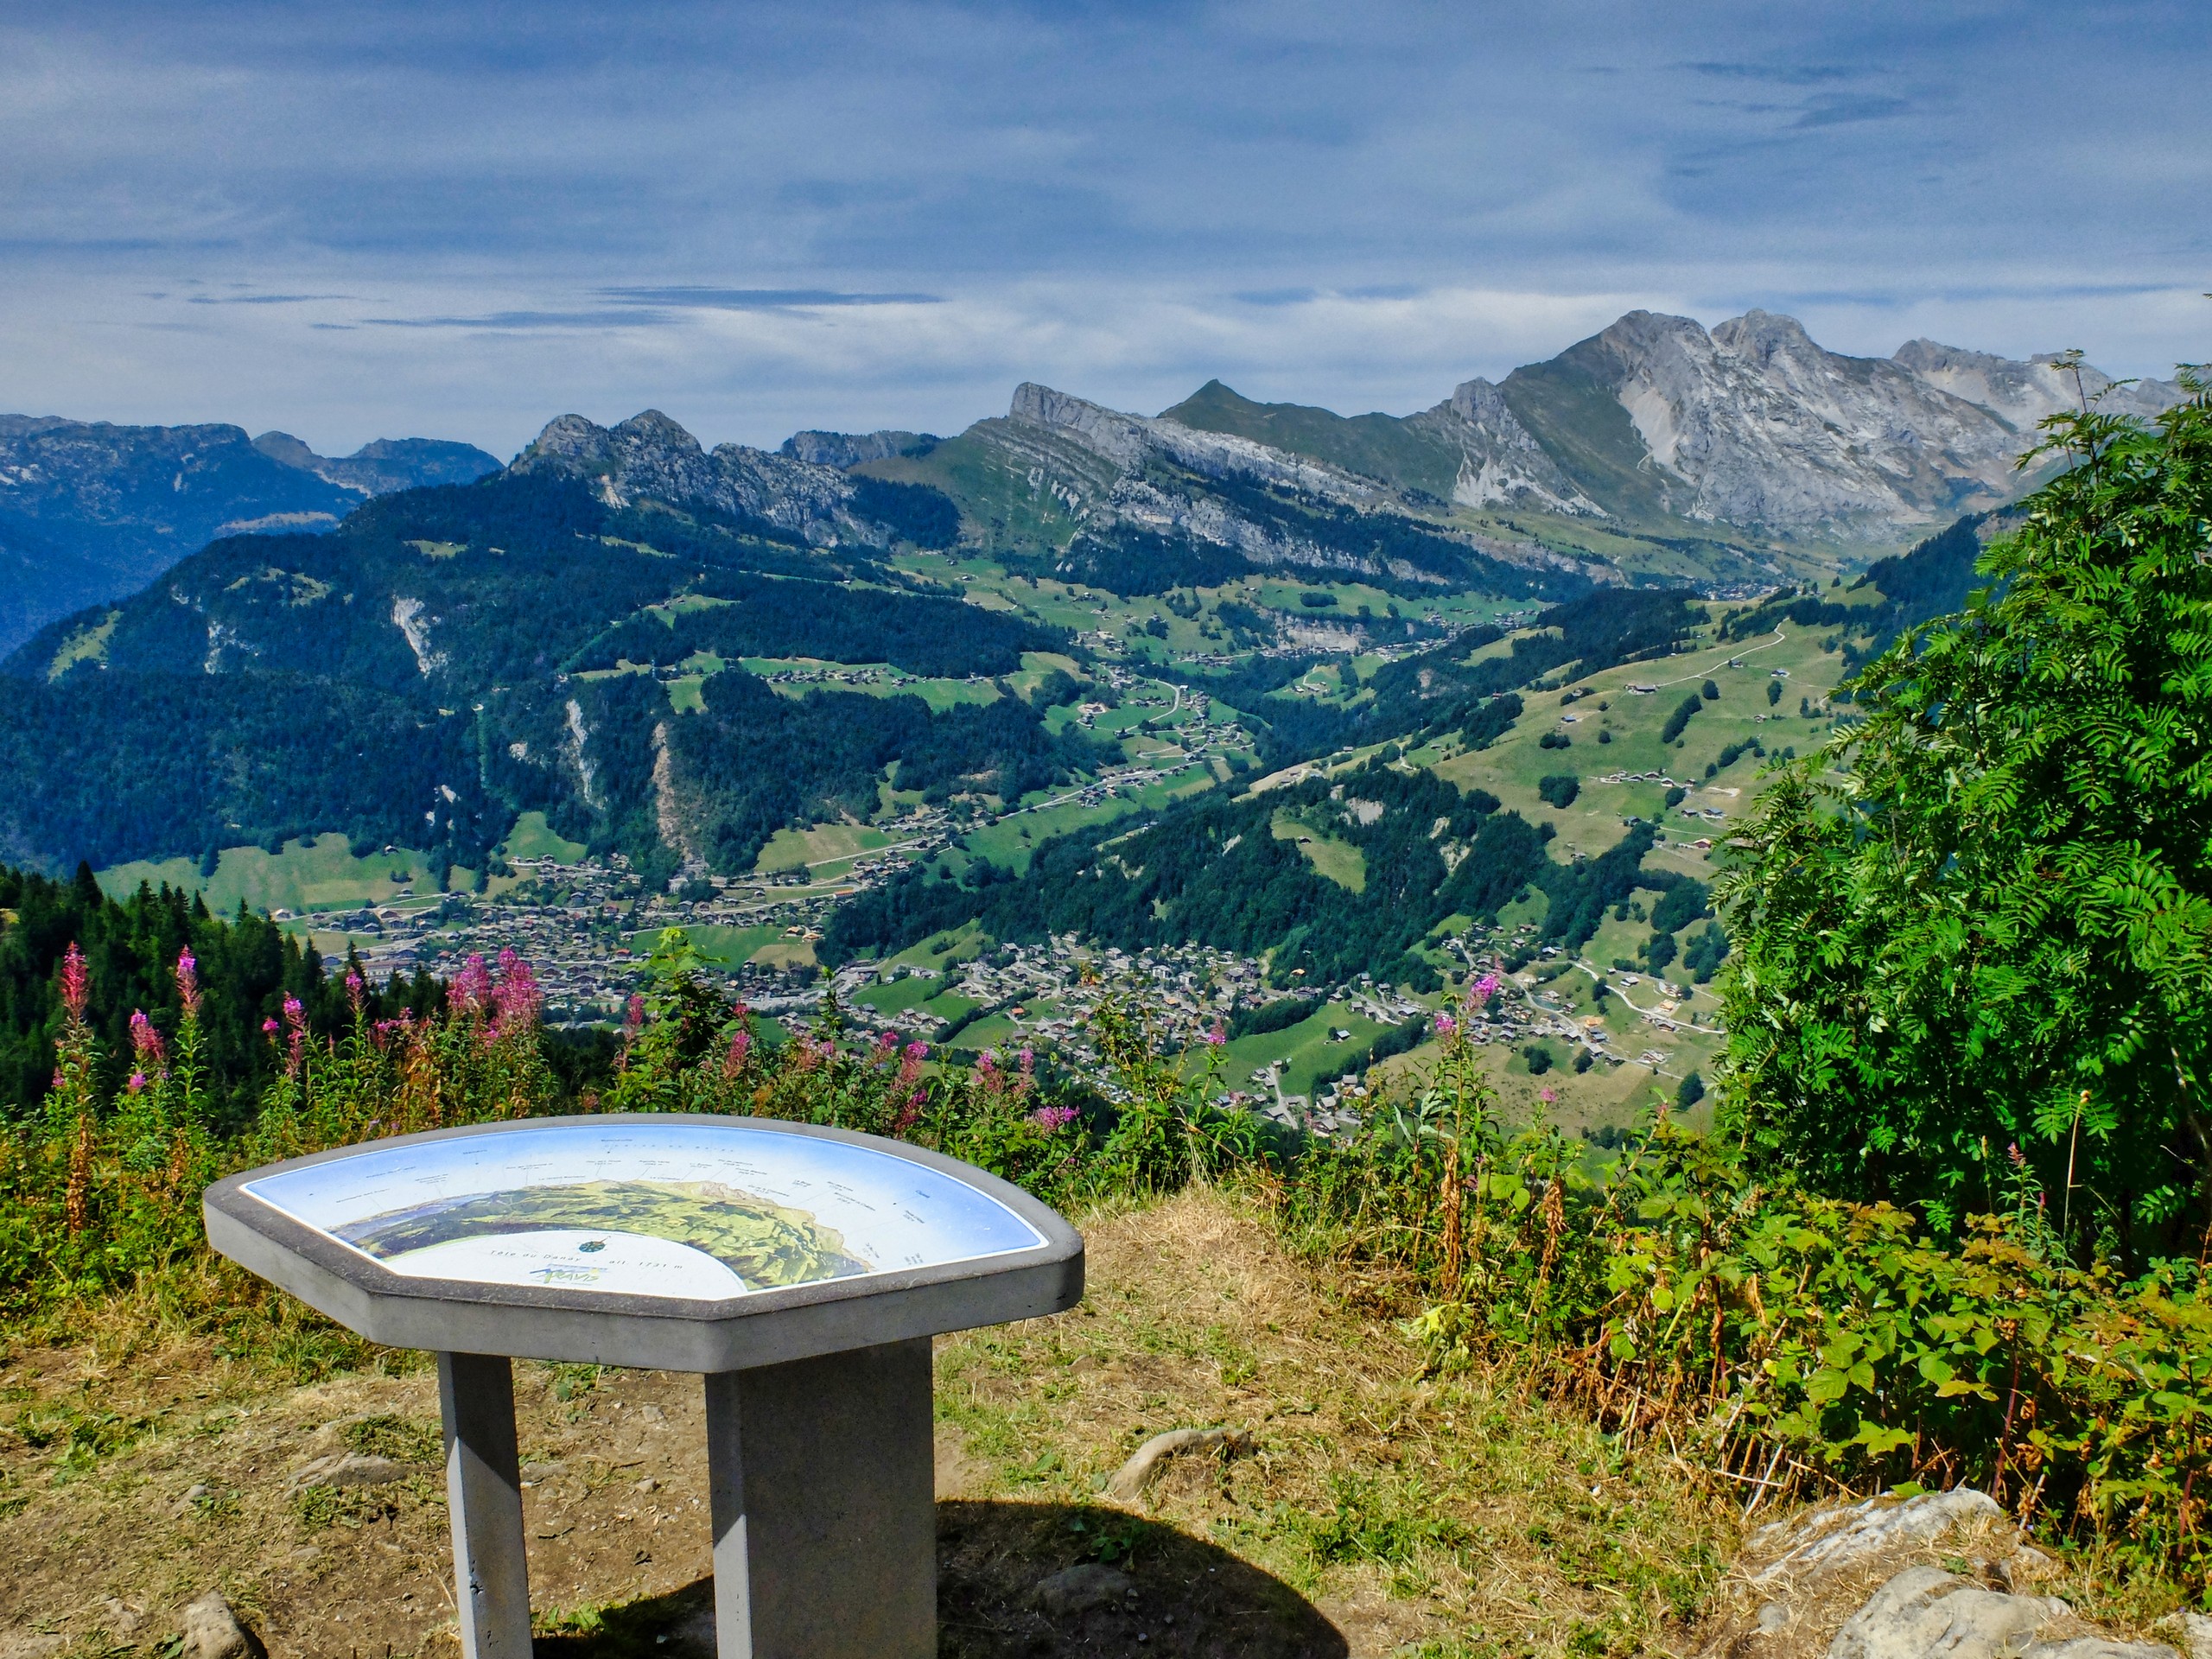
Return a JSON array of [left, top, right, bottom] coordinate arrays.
[[534, 1498, 1349, 1658]]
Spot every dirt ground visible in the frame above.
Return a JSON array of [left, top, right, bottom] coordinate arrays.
[[0, 1189, 1740, 1658]]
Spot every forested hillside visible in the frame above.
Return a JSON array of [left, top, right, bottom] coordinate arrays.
[[0, 472, 1099, 882]]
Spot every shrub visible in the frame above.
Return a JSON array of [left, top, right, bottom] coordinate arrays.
[[1719, 374, 2212, 1249], [1538, 729, 1571, 750], [1537, 774, 1580, 808], [1700, 680, 1719, 701], [1767, 678, 1783, 706]]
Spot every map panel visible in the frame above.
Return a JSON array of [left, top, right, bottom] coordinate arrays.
[[242, 1122, 1046, 1300]]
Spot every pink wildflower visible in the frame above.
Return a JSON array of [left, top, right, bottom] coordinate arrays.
[[59, 943, 88, 1023], [1538, 1087, 1556, 1104], [454, 953, 493, 1015], [1434, 1012, 1458, 1035], [1471, 971, 1500, 1003], [283, 995, 307, 1077], [126, 1071, 147, 1093], [345, 969, 365, 1014], [130, 1008, 165, 1065], [1019, 1046, 1034, 1073], [1203, 1020, 1226, 1046], [493, 950, 543, 1035], [263, 1017, 280, 1038], [722, 1028, 752, 1078], [904, 1040, 928, 1062], [1028, 1104, 1078, 1133], [624, 994, 645, 1034], [175, 950, 202, 1020]]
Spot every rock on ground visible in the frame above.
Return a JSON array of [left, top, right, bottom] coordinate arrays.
[[1033, 1563, 1137, 1618], [181, 1590, 259, 1659], [1831, 1565, 2174, 1659], [1694, 1490, 2088, 1659]]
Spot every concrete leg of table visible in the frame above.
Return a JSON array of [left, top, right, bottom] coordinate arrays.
[[704, 1336, 936, 1659], [437, 1351, 535, 1659]]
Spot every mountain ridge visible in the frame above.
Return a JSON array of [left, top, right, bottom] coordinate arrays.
[[0, 416, 499, 650]]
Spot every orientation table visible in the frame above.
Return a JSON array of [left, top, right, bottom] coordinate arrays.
[[205, 1115, 1085, 1658]]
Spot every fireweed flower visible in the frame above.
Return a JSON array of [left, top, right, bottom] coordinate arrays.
[[1434, 1012, 1459, 1035], [1539, 1087, 1557, 1105], [904, 1040, 929, 1062], [454, 954, 493, 1015], [176, 950, 202, 1020], [1028, 1104, 1078, 1132], [59, 943, 88, 1023], [1203, 1021, 1226, 1046], [1471, 971, 1500, 1004], [126, 1071, 147, 1093], [345, 970, 365, 1014], [283, 995, 308, 1077], [129, 1008, 166, 1066], [722, 1029, 752, 1078], [624, 995, 645, 1034], [494, 950, 543, 1034]]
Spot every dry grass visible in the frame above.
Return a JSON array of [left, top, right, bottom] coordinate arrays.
[[933, 1188, 1739, 1658], [0, 1187, 1742, 1658]]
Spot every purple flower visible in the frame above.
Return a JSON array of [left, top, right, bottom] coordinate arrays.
[[904, 1040, 929, 1061], [176, 950, 202, 1020], [1028, 1104, 1079, 1132], [1433, 1012, 1458, 1035], [1471, 971, 1500, 1002], [1203, 1020, 1226, 1046], [126, 1071, 147, 1093]]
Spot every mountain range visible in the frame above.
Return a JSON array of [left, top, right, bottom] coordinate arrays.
[[0, 418, 499, 649], [0, 307, 2188, 883], [828, 309, 2182, 594]]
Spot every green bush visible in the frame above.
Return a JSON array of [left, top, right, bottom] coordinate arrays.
[[1660, 696, 1703, 744], [1537, 774, 1580, 808], [1719, 373, 2212, 1250]]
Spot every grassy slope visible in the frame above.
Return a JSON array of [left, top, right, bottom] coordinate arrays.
[[0, 1189, 1744, 1659], [99, 832, 448, 914]]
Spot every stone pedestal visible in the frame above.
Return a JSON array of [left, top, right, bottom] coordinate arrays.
[[436, 1339, 937, 1659], [205, 1116, 1084, 1659], [438, 1352, 534, 1659], [706, 1338, 937, 1659]]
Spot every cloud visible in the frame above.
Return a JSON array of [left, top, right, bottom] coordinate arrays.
[[1793, 93, 1911, 129], [358, 309, 680, 330], [1685, 61, 1856, 86], [0, 1, 2201, 452], [188, 293, 357, 305], [595, 287, 943, 309]]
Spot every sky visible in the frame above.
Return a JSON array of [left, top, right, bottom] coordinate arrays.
[[1, 1, 2205, 458]]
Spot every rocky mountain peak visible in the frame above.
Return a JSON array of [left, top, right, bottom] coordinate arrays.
[[513, 410, 867, 543], [1709, 308, 1824, 367], [779, 429, 937, 469]]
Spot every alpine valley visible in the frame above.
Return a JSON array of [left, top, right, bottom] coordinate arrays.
[[1, 308, 2187, 1122]]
